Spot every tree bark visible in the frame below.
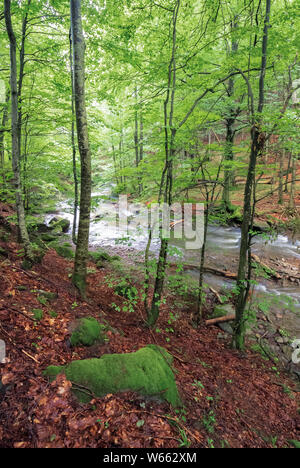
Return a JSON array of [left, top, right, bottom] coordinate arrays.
[[233, 0, 271, 351], [69, 30, 79, 245], [222, 19, 238, 209], [289, 155, 296, 210], [278, 149, 284, 204], [0, 89, 9, 183], [4, 0, 34, 265], [148, 1, 180, 328], [70, 0, 92, 297]]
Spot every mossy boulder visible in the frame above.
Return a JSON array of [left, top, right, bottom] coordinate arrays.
[[89, 249, 120, 265], [70, 317, 107, 347], [44, 345, 181, 407], [49, 217, 71, 234], [252, 220, 270, 233], [212, 303, 235, 319], [54, 244, 74, 259], [40, 233, 58, 243]]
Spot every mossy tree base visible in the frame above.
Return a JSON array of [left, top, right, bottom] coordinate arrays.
[[44, 345, 181, 407]]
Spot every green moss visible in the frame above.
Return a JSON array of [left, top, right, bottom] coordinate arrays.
[[289, 440, 300, 448], [44, 345, 181, 407], [70, 317, 106, 347], [41, 233, 57, 243], [90, 249, 120, 265], [37, 291, 58, 303], [32, 309, 44, 321], [50, 218, 70, 234], [55, 245, 74, 259], [45, 365, 64, 379], [212, 304, 235, 319]]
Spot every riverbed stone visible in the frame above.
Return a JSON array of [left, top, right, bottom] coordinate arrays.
[[252, 221, 270, 232], [49, 217, 71, 234], [218, 322, 234, 335]]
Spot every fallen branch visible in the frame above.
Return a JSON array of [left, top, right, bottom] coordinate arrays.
[[251, 254, 282, 280], [206, 315, 236, 326], [169, 262, 237, 279], [1, 306, 48, 328], [209, 287, 223, 303]]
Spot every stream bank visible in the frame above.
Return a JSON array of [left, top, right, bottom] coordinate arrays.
[[43, 189, 300, 378]]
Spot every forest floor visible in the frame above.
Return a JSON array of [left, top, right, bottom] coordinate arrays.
[[0, 203, 299, 449]]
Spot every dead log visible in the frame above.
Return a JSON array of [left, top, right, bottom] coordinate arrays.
[[206, 315, 236, 326], [209, 287, 222, 303], [169, 262, 238, 279], [251, 254, 282, 280]]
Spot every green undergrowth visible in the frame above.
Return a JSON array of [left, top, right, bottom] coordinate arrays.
[[44, 345, 181, 407], [48, 241, 74, 259]]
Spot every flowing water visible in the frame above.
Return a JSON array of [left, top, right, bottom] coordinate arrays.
[[46, 188, 300, 338]]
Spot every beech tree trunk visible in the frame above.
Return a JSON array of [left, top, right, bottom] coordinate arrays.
[[233, 0, 271, 351], [223, 20, 238, 210], [148, 1, 180, 328], [69, 30, 79, 245], [70, 0, 92, 297], [4, 0, 34, 266], [0, 89, 9, 182]]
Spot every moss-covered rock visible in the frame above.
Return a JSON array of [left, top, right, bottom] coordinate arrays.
[[41, 233, 58, 243], [44, 345, 181, 407], [70, 317, 106, 347], [55, 244, 74, 259], [90, 249, 120, 265], [212, 303, 235, 319], [49, 217, 71, 234]]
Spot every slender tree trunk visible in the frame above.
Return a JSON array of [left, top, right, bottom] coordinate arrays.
[[111, 143, 119, 186], [233, 0, 271, 351], [69, 30, 79, 244], [223, 21, 238, 210], [194, 192, 209, 326], [148, 1, 180, 328], [4, 0, 34, 266], [17, 0, 31, 171], [223, 115, 235, 209], [139, 113, 144, 194], [71, 0, 92, 298], [22, 113, 29, 210], [278, 149, 284, 204], [289, 155, 296, 210], [284, 152, 292, 193], [0, 89, 9, 184], [134, 87, 139, 169]]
